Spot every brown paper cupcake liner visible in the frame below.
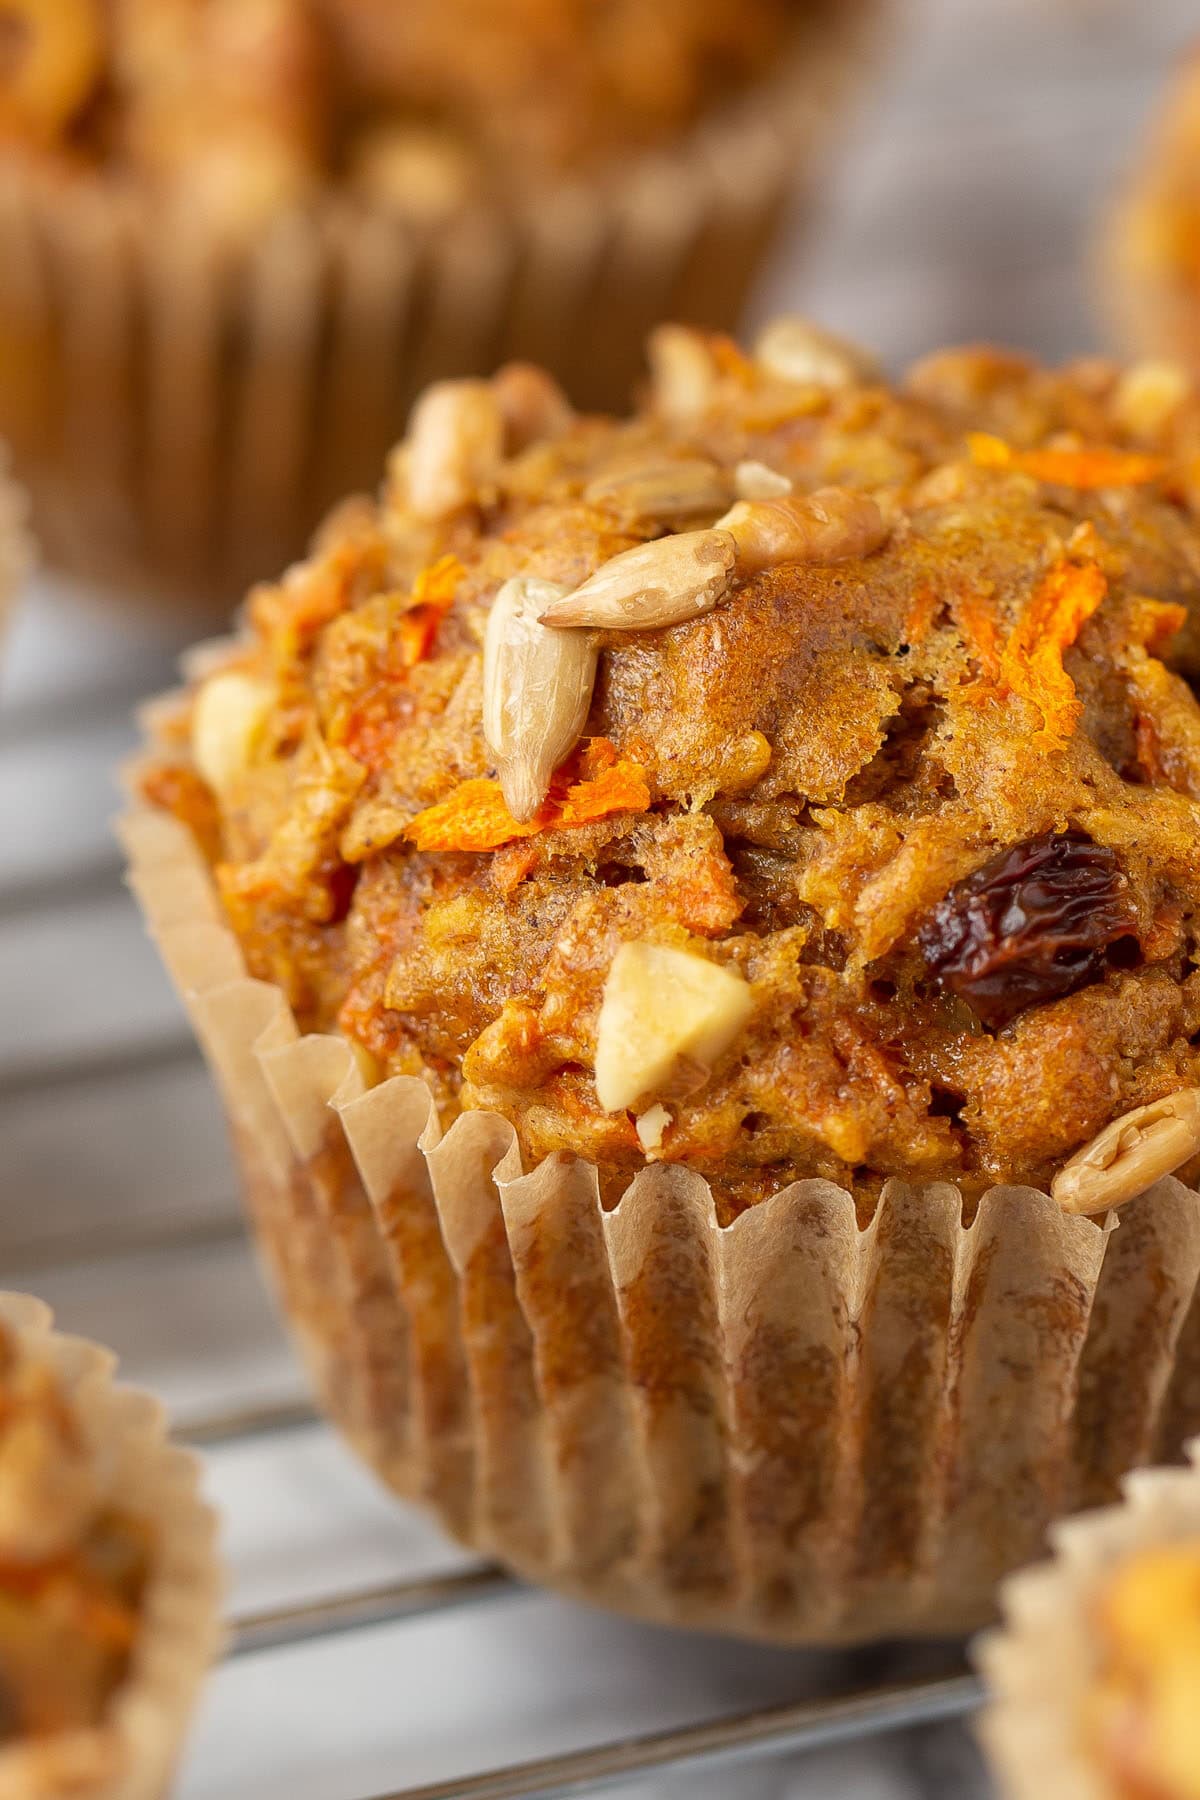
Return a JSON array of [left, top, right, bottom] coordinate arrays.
[[118, 793, 1200, 1647], [976, 1438, 1200, 1800], [0, 1293, 221, 1800], [0, 448, 31, 642], [0, 0, 881, 613]]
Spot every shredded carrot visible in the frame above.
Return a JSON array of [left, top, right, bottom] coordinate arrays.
[[405, 741, 650, 853], [902, 583, 939, 648], [953, 589, 1003, 682], [710, 334, 756, 385], [1000, 557, 1108, 739], [968, 431, 1166, 489], [392, 554, 464, 671]]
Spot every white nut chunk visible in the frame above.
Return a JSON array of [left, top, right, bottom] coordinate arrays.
[[1051, 1088, 1200, 1215], [753, 316, 880, 389], [192, 669, 275, 793], [594, 942, 754, 1115], [403, 379, 504, 520]]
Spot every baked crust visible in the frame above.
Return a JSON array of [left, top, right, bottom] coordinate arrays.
[[141, 324, 1200, 1219]]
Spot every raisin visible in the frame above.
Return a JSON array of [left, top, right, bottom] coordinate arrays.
[[917, 830, 1139, 1028]]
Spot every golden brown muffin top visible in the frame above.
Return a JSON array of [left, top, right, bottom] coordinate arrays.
[[141, 319, 1200, 1220], [0, 0, 808, 222], [0, 1325, 150, 1742], [1086, 1538, 1200, 1800]]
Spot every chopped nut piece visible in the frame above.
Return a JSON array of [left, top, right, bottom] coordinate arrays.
[[594, 941, 754, 1114], [1112, 359, 1192, 438], [734, 459, 794, 501], [646, 324, 722, 420], [539, 529, 736, 630], [753, 316, 880, 388], [583, 459, 732, 525], [404, 379, 504, 520], [191, 670, 275, 793], [483, 577, 598, 821], [635, 1103, 672, 1152], [717, 488, 889, 574], [1052, 1088, 1200, 1214], [492, 363, 574, 452]]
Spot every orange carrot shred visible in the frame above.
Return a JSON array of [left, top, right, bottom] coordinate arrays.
[[968, 431, 1166, 489], [999, 557, 1107, 740], [392, 555, 464, 671], [405, 748, 650, 854]]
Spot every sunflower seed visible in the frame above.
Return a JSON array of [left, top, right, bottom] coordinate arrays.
[[539, 529, 736, 631], [716, 488, 889, 574], [753, 316, 880, 389], [404, 379, 504, 520], [1051, 1088, 1200, 1215], [483, 577, 598, 821], [583, 459, 732, 525], [734, 460, 793, 501]]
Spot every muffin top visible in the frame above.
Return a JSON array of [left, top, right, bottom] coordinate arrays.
[[0, 1322, 151, 1743], [1085, 1537, 1200, 1800], [141, 318, 1200, 1220], [0, 0, 807, 221]]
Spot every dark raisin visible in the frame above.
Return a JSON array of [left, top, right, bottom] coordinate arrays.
[[917, 830, 1139, 1029]]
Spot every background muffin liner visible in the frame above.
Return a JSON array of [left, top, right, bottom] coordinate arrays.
[[0, 1292, 221, 1800], [0, 448, 31, 642], [976, 1438, 1200, 1800], [118, 797, 1200, 1646], [0, 0, 881, 613]]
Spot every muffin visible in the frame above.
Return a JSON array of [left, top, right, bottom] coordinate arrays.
[[124, 319, 1200, 1642], [0, 0, 880, 609], [978, 1441, 1200, 1800], [0, 1293, 220, 1799], [1104, 44, 1200, 375]]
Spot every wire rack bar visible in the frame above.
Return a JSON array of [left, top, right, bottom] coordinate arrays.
[[373, 1672, 981, 1800], [230, 1565, 520, 1657]]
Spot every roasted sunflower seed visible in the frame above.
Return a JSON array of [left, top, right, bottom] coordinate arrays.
[[1051, 1089, 1200, 1215], [753, 316, 880, 389], [404, 379, 504, 520], [483, 577, 598, 821], [646, 324, 722, 420], [717, 488, 889, 574], [492, 362, 575, 452], [539, 528, 737, 631], [583, 458, 732, 525]]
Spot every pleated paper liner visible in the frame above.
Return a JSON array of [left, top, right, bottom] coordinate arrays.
[[0, 0, 881, 615], [0, 1293, 221, 1800], [118, 785, 1200, 1646], [977, 1439, 1200, 1800], [0, 447, 31, 642]]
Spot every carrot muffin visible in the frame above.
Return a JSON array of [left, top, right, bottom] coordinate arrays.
[[979, 1446, 1200, 1800], [125, 320, 1200, 1642], [0, 1, 879, 606], [0, 1294, 219, 1798], [1104, 43, 1200, 375]]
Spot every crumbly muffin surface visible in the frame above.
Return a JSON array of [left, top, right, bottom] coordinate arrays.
[[143, 321, 1200, 1219], [0, 1325, 149, 1742], [0, 0, 810, 216]]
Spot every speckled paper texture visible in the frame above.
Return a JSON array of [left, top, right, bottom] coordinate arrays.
[[0, 0, 879, 611], [120, 800, 1200, 1645], [0, 1294, 222, 1800], [977, 1439, 1200, 1800]]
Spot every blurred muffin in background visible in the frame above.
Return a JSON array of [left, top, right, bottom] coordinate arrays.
[[1103, 43, 1200, 376], [979, 1444, 1200, 1800], [0, 1293, 219, 1799], [0, 0, 882, 609]]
